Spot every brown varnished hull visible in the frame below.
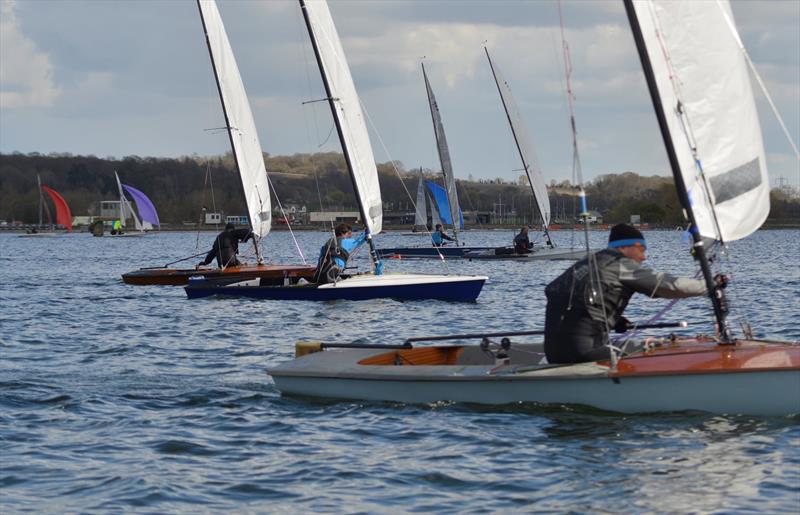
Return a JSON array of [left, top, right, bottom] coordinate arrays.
[[122, 264, 317, 286], [608, 338, 800, 378]]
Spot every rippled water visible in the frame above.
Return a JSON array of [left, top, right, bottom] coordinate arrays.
[[1, 229, 798, 513]]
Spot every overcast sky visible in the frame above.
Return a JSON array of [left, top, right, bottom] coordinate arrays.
[[1, 0, 798, 187]]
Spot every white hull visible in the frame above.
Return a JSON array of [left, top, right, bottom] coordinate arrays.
[[273, 366, 798, 416], [107, 232, 147, 237], [270, 341, 800, 416], [317, 272, 487, 289]]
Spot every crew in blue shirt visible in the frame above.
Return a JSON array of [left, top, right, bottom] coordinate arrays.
[[431, 224, 456, 247], [315, 223, 368, 283]]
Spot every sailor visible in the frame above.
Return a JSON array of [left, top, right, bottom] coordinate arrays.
[[198, 222, 253, 268], [431, 224, 456, 247], [513, 226, 533, 254], [315, 223, 367, 284], [544, 223, 711, 364]]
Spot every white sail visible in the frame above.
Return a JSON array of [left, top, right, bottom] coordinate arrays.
[[422, 63, 462, 232], [631, 0, 769, 242], [301, 0, 383, 235], [485, 49, 551, 227], [414, 172, 427, 227], [115, 171, 143, 231], [198, 0, 271, 240]]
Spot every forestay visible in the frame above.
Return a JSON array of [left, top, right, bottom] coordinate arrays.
[[197, 0, 271, 239], [631, 0, 768, 242], [485, 49, 550, 227], [302, 0, 383, 235], [422, 63, 462, 234]]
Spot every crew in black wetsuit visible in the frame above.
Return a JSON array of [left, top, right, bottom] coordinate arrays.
[[544, 224, 708, 364], [513, 226, 533, 254], [198, 223, 254, 268]]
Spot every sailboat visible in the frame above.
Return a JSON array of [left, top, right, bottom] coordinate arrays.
[[377, 64, 501, 260], [104, 171, 159, 237], [122, 0, 316, 285], [19, 175, 72, 237], [268, 0, 799, 416], [460, 48, 589, 261], [184, 0, 487, 302], [400, 170, 435, 236]]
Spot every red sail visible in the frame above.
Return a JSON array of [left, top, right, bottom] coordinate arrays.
[[41, 186, 73, 231]]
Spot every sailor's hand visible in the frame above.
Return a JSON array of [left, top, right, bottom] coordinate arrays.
[[713, 274, 729, 289], [613, 316, 631, 334]]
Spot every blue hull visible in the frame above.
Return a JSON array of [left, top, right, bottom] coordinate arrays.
[[185, 278, 485, 302]]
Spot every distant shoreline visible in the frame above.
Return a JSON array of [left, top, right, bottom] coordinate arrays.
[[3, 223, 798, 233]]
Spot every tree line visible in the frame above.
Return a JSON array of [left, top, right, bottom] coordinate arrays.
[[1, 151, 797, 226]]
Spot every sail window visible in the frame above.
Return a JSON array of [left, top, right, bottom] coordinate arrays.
[[710, 157, 762, 204]]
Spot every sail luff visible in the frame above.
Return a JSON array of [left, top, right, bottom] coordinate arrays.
[[414, 170, 427, 227], [299, 0, 382, 239], [484, 47, 551, 229], [114, 171, 129, 228], [624, 0, 734, 341], [197, 0, 271, 245], [421, 63, 462, 235], [36, 174, 43, 227]]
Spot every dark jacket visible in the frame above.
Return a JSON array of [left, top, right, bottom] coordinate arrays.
[[513, 231, 532, 254], [200, 228, 253, 268], [544, 248, 706, 363]]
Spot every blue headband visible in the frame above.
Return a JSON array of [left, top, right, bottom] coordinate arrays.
[[608, 238, 646, 249]]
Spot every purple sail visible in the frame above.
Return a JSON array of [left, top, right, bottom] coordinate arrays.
[[122, 184, 160, 227]]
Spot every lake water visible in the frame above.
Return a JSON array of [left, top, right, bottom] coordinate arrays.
[[1, 228, 798, 513]]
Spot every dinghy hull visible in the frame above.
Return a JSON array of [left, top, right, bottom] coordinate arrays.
[[122, 264, 316, 286], [185, 273, 487, 302], [269, 340, 800, 416], [463, 247, 590, 261]]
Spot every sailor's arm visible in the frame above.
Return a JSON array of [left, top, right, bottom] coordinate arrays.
[[341, 232, 367, 252], [618, 260, 707, 299]]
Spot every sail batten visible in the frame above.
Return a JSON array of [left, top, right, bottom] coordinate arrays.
[[197, 0, 271, 240], [629, 0, 769, 242], [301, 0, 382, 235], [484, 48, 551, 228], [422, 63, 462, 232]]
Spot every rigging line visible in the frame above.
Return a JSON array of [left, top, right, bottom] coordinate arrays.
[[267, 174, 307, 264], [358, 98, 451, 268], [293, 4, 335, 235], [558, 0, 610, 336], [714, 0, 799, 159]]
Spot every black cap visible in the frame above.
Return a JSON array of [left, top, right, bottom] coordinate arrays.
[[608, 224, 646, 249], [225, 222, 235, 230]]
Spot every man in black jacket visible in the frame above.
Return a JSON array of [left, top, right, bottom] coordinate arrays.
[[544, 224, 708, 364], [198, 223, 253, 268]]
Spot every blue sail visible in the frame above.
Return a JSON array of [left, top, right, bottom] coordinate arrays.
[[426, 181, 463, 229]]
